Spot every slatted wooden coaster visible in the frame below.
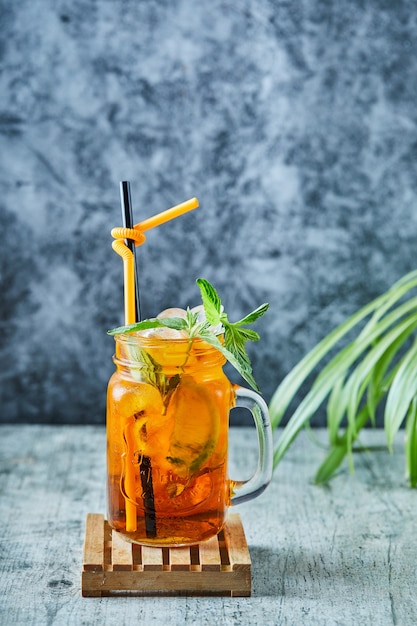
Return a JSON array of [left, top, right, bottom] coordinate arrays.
[[82, 513, 251, 597]]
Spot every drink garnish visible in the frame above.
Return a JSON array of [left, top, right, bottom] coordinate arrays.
[[108, 278, 269, 392]]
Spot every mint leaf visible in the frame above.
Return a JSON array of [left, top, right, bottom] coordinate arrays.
[[224, 324, 250, 363], [186, 307, 199, 329], [198, 329, 260, 392], [107, 317, 187, 335], [196, 278, 222, 326], [158, 318, 188, 330], [235, 328, 260, 342], [235, 303, 269, 326]]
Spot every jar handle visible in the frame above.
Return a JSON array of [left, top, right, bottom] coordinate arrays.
[[230, 386, 274, 506]]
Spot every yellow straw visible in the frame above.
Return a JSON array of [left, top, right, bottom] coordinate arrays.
[[137, 197, 199, 232], [111, 239, 137, 325], [112, 197, 199, 326], [112, 196, 199, 533]]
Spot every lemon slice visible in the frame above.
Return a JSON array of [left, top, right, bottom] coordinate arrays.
[[166, 375, 220, 478], [118, 382, 172, 465]]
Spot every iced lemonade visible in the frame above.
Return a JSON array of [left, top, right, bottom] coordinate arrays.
[[106, 307, 234, 546]]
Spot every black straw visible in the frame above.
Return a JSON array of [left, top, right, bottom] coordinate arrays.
[[138, 451, 157, 537], [119, 181, 156, 539], [119, 181, 142, 322]]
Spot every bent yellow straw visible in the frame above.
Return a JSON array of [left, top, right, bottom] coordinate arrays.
[[112, 227, 141, 532], [112, 196, 199, 532], [112, 197, 199, 325], [137, 197, 200, 232]]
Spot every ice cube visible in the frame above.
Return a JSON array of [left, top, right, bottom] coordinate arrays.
[[155, 309, 189, 338], [157, 307, 187, 319]]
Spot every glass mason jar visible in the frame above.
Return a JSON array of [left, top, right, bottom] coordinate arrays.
[[107, 332, 273, 547]]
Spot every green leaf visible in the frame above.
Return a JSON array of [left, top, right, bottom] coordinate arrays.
[[158, 318, 188, 330], [366, 329, 411, 423], [107, 317, 188, 335], [405, 397, 417, 487], [326, 376, 347, 445], [269, 268, 417, 483], [198, 329, 260, 392], [269, 295, 385, 429], [358, 269, 417, 339], [315, 403, 372, 484], [224, 324, 250, 362], [234, 328, 260, 342], [235, 303, 269, 326], [385, 339, 417, 447], [314, 444, 348, 484], [186, 307, 199, 329], [345, 315, 417, 439], [269, 270, 417, 429], [196, 278, 222, 326], [272, 297, 417, 469]]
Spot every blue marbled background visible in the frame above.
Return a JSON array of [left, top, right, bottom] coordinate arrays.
[[1, 1, 417, 424]]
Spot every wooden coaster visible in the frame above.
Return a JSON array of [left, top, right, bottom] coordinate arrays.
[[82, 513, 251, 597]]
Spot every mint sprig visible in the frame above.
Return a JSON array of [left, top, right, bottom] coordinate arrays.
[[107, 278, 269, 392], [196, 278, 268, 391]]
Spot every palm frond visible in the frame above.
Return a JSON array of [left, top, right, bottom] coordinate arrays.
[[270, 269, 417, 486], [405, 397, 417, 487]]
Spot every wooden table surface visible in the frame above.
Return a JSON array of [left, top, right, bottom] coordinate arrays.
[[1, 425, 416, 625]]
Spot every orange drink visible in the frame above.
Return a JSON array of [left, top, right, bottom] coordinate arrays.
[[106, 331, 273, 546]]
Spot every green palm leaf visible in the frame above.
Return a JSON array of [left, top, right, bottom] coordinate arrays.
[[270, 269, 417, 484], [405, 397, 417, 487], [345, 315, 417, 438], [314, 404, 371, 484], [273, 299, 417, 468], [326, 376, 347, 445], [269, 269, 417, 430], [366, 328, 413, 423], [384, 339, 417, 447]]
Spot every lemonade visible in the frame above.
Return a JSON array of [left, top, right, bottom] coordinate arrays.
[[106, 279, 273, 547], [106, 315, 234, 546]]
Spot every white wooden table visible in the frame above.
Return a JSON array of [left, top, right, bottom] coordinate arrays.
[[1, 425, 416, 625]]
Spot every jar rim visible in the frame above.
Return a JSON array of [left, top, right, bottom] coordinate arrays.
[[112, 332, 227, 367]]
